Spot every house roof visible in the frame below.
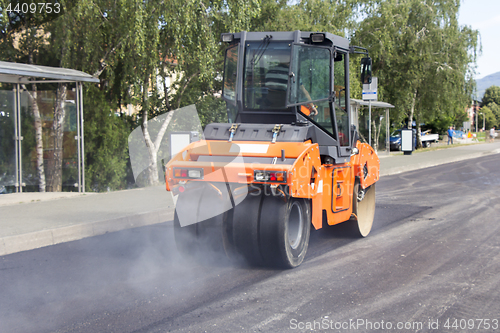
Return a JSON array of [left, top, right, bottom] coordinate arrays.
[[0, 61, 99, 84]]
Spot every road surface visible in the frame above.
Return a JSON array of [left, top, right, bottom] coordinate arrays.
[[1, 155, 499, 332]]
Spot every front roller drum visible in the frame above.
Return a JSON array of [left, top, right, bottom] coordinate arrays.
[[349, 182, 376, 237]]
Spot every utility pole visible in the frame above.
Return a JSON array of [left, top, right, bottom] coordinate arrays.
[[472, 101, 477, 133]]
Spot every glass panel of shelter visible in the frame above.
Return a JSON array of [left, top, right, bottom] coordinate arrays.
[[0, 85, 79, 193], [21, 88, 79, 192], [0, 89, 16, 193]]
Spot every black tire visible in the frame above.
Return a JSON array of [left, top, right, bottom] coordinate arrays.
[[259, 196, 311, 268], [175, 184, 312, 268], [348, 182, 376, 237], [231, 194, 265, 266]]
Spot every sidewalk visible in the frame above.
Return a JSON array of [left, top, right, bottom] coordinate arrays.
[[0, 186, 175, 256], [379, 141, 500, 176], [1, 141, 500, 256]]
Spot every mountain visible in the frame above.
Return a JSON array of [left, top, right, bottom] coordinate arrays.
[[476, 72, 500, 101]]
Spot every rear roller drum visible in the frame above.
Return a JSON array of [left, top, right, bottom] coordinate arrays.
[[230, 194, 311, 268], [230, 194, 265, 266], [259, 196, 311, 268]]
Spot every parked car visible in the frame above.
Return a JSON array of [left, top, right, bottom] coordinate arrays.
[[390, 129, 439, 151], [420, 130, 439, 148], [390, 129, 414, 151]]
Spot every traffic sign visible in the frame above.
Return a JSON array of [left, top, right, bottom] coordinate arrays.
[[362, 77, 378, 101]]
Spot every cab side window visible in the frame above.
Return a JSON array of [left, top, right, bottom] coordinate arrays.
[[334, 53, 349, 146], [289, 45, 331, 105]]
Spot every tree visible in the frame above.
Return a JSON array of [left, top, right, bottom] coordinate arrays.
[[253, 0, 361, 34], [46, 0, 261, 188], [84, 86, 130, 192], [353, 0, 479, 146], [480, 86, 500, 128], [0, 0, 143, 191], [477, 104, 496, 130], [1, 2, 58, 192], [479, 103, 500, 128], [481, 86, 500, 106], [132, 0, 261, 186]]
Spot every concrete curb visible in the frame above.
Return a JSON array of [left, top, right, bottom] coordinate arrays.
[[0, 208, 174, 256]]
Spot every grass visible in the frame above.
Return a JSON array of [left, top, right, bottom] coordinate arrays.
[[414, 142, 482, 154], [380, 137, 490, 155]]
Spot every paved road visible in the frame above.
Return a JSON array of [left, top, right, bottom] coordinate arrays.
[[1, 155, 500, 333]]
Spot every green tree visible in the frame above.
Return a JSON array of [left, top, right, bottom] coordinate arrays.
[[0, 0, 145, 191], [480, 86, 500, 128], [134, 0, 261, 186], [353, 0, 479, 146], [478, 104, 498, 130], [489, 103, 500, 127], [481, 86, 500, 106], [253, 0, 361, 33], [84, 86, 130, 192]]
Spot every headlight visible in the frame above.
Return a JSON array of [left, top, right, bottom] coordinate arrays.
[[188, 169, 201, 178]]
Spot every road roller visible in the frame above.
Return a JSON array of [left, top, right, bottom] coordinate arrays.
[[165, 31, 379, 268]]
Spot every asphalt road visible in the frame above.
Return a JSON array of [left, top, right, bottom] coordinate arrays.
[[1, 155, 500, 333]]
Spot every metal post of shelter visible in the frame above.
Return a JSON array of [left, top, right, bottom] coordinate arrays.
[[16, 83, 23, 192], [75, 83, 82, 192], [385, 108, 390, 152], [79, 82, 85, 192], [13, 85, 20, 192]]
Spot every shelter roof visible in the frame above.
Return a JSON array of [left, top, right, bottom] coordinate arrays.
[[351, 98, 395, 109], [0, 61, 99, 84]]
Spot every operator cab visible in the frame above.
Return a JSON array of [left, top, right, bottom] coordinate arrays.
[[221, 31, 367, 162]]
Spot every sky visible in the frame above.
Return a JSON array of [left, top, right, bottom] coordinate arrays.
[[458, 0, 500, 79]]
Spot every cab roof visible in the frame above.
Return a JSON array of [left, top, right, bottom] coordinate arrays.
[[224, 31, 350, 52]]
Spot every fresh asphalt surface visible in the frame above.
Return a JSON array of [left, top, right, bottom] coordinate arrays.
[[1, 154, 500, 332]]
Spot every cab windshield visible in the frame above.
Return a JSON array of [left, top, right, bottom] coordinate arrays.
[[243, 41, 291, 110]]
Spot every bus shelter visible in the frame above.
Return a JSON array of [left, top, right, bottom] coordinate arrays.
[[0, 61, 99, 193], [350, 98, 395, 152]]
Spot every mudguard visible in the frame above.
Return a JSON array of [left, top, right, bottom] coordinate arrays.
[[352, 142, 380, 189]]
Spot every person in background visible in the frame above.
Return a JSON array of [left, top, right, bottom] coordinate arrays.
[[489, 126, 496, 143], [447, 126, 454, 145]]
